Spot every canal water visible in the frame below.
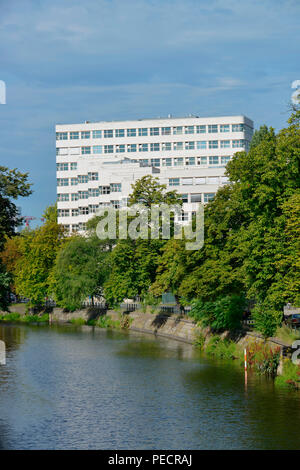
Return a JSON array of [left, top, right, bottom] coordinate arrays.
[[0, 323, 299, 450]]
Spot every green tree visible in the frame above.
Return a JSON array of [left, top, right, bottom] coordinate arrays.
[[14, 220, 64, 306], [50, 236, 110, 311]]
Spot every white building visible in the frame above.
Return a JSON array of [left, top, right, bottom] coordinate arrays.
[[56, 115, 253, 231]]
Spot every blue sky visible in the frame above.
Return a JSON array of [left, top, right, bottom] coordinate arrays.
[[0, 0, 299, 224]]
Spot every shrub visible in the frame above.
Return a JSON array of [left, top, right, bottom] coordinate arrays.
[[275, 359, 300, 389], [190, 295, 245, 331], [205, 335, 242, 360], [252, 304, 282, 338], [70, 317, 86, 325], [247, 341, 280, 376]]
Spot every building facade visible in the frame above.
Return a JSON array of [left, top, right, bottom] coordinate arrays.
[[56, 115, 253, 231]]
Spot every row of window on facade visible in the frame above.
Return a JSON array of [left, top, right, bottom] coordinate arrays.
[[56, 139, 248, 156], [56, 124, 247, 141], [57, 193, 216, 218]]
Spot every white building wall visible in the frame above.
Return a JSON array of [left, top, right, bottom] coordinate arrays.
[[56, 115, 253, 231]]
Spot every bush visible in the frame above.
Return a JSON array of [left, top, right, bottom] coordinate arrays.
[[247, 341, 280, 376], [190, 295, 245, 331], [70, 317, 86, 325], [205, 335, 242, 360], [275, 359, 300, 389], [252, 304, 282, 338]]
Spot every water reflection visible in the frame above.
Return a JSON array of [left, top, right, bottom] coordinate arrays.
[[0, 324, 299, 449]]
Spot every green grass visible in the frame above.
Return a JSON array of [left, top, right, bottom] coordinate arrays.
[[70, 317, 86, 325], [0, 312, 49, 323], [204, 335, 243, 361], [275, 359, 300, 389], [275, 325, 300, 344]]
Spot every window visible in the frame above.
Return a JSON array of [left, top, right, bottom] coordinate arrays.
[[69, 147, 80, 155], [56, 132, 68, 140], [78, 223, 87, 231], [72, 209, 79, 217], [186, 157, 195, 165], [115, 129, 125, 137], [70, 162, 77, 170], [198, 156, 207, 165], [169, 178, 180, 186], [57, 147, 68, 155], [204, 193, 215, 202], [196, 125, 206, 134], [173, 142, 183, 150], [208, 124, 218, 133], [191, 193, 201, 203], [150, 143, 160, 152], [139, 159, 149, 166], [221, 176, 230, 184], [161, 142, 171, 151], [111, 200, 120, 209], [174, 157, 183, 166], [185, 141, 195, 150], [207, 177, 219, 184], [161, 127, 171, 135], [89, 204, 99, 213], [182, 177, 193, 185], [232, 139, 245, 148], [72, 224, 79, 231], [93, 145, 102, 154], [208, 140, 218, 149], [139, 143, 148, 152], [88, 172, 98, 181], [92, 130, 102, 139], [78, 191, 89, 199], [80, 207, 89, 215], [57, 193, 69, 202], [151, 158, 160, 167], [127, 128, 136, 137], [56, 163, 69, 171], [197, 141, 207, 149], [78, 175, 88, 183], [179, 211, 188, 222], [89, 188, 99, 197], [150, 127, 159, 136], [104, 129, 113, 138], [58, 209, 70, 217], [99, 186, 110, 194], [173, 126, 183, 135], [116, 144, 125, 153], [81, 146, 91, 154], [221, 156, 230, 165], [220, 124, 230, 133], [70, 131, 79, 139], [138, 128, 148, 136], [81, 131, 90, 139], [185, 126, 194, 134], [104, 145, 113, 153], [195, 177, 206, 185], [57, 178, 69, 186], [110, 183, 121, 192], [71, 177, 78, 186], [127, 144, 137, 152], [180, 194, 188, 203], [162, 158, 172, 166], [220, 140, 230, 148], [209, 156, 219, 165], [232, 124, 244, 132], [71, 193, 78, 201]]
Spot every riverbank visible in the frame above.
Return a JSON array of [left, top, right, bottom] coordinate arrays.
[[2, 304, 299, 388]]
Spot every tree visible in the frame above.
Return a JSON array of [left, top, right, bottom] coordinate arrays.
[[0, 166, 32, 249], [50, 236, 110, 310], [14, 220, 64, 306], [128, 175, 181, 207]]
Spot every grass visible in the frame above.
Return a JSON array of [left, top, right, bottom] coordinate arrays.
[[275, 359, 300, 389], [275, 325, 300, 344], [70, 317, 86, 326], [0, 312, 49, 323], [205, 335, 243, 361]]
